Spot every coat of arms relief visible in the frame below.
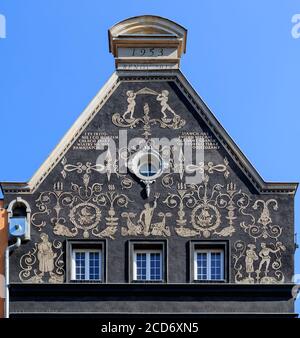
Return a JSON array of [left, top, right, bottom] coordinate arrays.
[[20, 87, 286, 284]]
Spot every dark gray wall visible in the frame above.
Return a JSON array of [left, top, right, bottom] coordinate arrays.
[[4, 77, 296, 315]]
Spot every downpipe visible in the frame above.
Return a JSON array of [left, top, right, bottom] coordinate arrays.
[[5, 237, 21, 318]]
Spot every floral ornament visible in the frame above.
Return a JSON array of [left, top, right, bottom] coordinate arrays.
[[61, 156, 133, 189], [213, 182, 252, 237], [162, 157, 229, 189], [186, 157, 230, 179], [31, 182, 78, 231], [91, 184, 131, 239], [240, 199, 282, 241], [164, 175, 224, 238]]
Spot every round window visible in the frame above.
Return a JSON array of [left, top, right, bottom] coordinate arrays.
[[138, 152, 162, 178], [129, 149, 164, 181]]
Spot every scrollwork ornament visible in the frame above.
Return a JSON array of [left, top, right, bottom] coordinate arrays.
[[240, 199, 282, 241], [31, 183, 77, 232], [19, 234, 65, 283]]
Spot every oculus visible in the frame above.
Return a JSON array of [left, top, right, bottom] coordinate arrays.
[[129, 146, 167, 197]]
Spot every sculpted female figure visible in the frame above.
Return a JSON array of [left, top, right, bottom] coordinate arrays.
[[245, 244, 258, 280], [37, 233, 57, 274]]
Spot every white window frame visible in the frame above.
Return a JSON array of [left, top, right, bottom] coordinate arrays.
[[71, 249, 102, 281], [133, 250, 163, 281], [194, 249, 224, 281]]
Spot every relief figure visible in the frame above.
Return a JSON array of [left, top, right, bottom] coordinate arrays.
[[122, 90, 137, 121], [257, 242, 282, 276], [37, 233, 56, 274], [245, 244, 258, 281], [156, 90, 178, 121], [234, 240, 286, 284], [138, 193, 159, 236]]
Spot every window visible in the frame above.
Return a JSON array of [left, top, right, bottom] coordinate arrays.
[[139, 161, 158, 177], [67, 240, 106, 283], [71, 249, 102, 281], [129, 240, 167, 283], [133, 250, 162, 281], [138, 151, 162, 178], [194, 249, 224, 281], [130, 148, 163, 180], [129, 148, 166, 196]]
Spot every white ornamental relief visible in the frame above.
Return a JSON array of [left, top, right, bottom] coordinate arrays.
[[240, 199, 282, 241], [61, 157, 133, 189], [163, 162, 250, 238], [233, 240, 286, 284], [69, 202, 101, 239], [121, 193, 171, 237], [112, 88, 186, 137], [31, 169, 130, 239], [19, 233, 64, 283]]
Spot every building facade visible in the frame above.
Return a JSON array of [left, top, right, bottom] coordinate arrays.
[[0, 16, 298, 318]]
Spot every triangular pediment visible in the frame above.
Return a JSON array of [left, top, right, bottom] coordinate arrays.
[[0, 70, 297, 195]]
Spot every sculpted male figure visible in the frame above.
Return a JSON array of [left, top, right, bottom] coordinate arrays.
[[122, 90, 137, 120], [156, 90, 177, 120], [138, 194, 159, 236], [258, 243, 280, 275]]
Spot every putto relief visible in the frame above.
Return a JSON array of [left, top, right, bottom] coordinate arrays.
[[111, 88, 186, 136]]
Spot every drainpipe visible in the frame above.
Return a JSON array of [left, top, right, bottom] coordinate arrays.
[[5, 237, 21, 318]]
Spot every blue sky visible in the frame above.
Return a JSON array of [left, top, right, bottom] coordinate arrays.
[[0, 0, 299, 312]]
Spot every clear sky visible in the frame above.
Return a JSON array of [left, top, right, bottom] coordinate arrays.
[[0, 0, 299, 313]]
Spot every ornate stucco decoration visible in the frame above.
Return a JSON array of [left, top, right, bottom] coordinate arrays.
[[19, 233, 64, 283], [121, 193, 171, 237], [240, 199, 282, 241], [91, 184, 130, 239], [61, 155, 133, 189], [112, 88, 186, 137], [69, 202, 102, 238], [2, 74, 297, 196], [233, 240, 286, 284], [162, 155, 229, 188], [32, 161, 131, 238], [163, 158, 245, 238], [162, 157, 283, 243]]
